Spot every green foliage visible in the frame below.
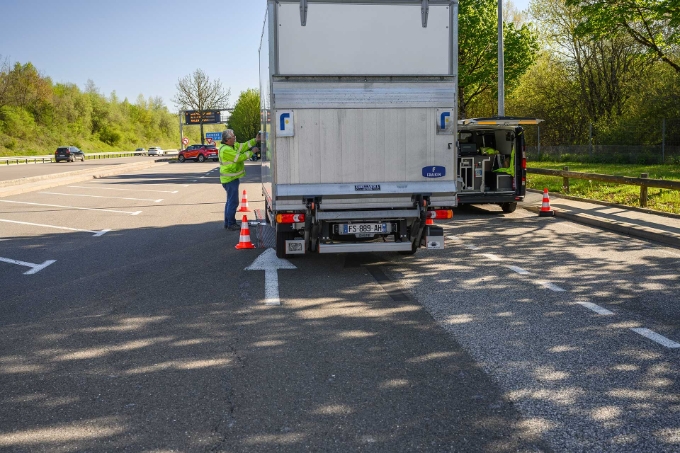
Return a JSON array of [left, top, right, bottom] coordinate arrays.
[[227, 89, 260, 141], [459, 0, 539, 117], [0, 59, 183, 156], [566, 0, 680, 73]]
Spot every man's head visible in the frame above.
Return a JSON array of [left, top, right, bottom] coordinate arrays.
[[221, 129, 236, 145]]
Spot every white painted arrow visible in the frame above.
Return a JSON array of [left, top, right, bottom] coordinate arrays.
[[0, 257, 56, 275], [245, 248, 296, 306]]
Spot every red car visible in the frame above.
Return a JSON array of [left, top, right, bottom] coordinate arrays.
[[178, 144, 219, 163]]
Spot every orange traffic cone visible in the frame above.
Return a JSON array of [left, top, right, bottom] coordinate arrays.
[[539, 188, 555, 217], [238, 190, 250, 212], [235, 215, 256, 249]]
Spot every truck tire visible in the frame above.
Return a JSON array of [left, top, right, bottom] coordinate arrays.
[[500, 202, 517, 213], [276, 229, 296, 259]]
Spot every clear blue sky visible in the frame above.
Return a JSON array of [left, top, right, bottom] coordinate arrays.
[[1, 0, 531, 112]]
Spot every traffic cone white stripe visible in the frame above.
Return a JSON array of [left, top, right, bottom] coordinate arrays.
[[539, 188, 555, 217], [235, 214, 256, 249]]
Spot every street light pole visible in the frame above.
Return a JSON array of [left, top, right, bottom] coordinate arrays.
[[498, 0, 505, 116]]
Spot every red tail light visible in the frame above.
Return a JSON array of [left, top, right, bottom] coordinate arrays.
[[521, 158, 526, 169], [65, 150, 70, 154], [276, 213, 305, 224], [427, 209, 453, 219]]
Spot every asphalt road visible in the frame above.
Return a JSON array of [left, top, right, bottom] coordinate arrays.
[[0, 157, 159, 182], [0, 162, 678, 452]]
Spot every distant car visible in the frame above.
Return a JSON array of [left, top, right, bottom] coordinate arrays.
[[55, 146, 85, 163], [147, 147, 164, 156], [134, 147, 147, 156], [178, 144, 219, 163]]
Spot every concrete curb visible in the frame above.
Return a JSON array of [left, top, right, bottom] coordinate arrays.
[[0, 160, 168, 198], [521, 204, 680, 248], [526, 188, 680, 221]]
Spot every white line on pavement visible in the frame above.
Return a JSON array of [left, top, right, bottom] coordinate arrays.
[[631, 328, 680, 348], [506, 265, 530, 275], [480, 253, 502, 261], [577, 302, 615, 315], [538, 281, 566, 292], [0, 219, 110, 236], [40, 192, 163, 202], [0, 257, 56, 275], [68, 185, 178, 194], [0, 200, 141, 215]]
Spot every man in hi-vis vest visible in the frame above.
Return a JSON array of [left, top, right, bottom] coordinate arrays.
[[218, 129, 260, 230]]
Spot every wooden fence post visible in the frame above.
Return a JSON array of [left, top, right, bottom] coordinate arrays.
[[562, 166, 569, 193], [640, 173, 648, 207]]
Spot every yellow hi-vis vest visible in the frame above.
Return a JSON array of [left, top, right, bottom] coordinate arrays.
[[494, 148, 515, 177], [218, 138, 257, 184]]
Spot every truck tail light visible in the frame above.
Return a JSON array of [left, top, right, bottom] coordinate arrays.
[[276, 213, 305, 224], [427, 209, 453, 219]]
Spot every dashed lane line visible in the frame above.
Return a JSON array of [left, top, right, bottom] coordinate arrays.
[[0, 219, 110, 236], [576, 302, 615, 315], [446, 236, 679, 350], [40, 192, 163, 202], [480, 253, 502, 261], [68, 185, 178, 194], [506, 265, 530, 275], [0, 200, 141, 215], [631, 328, 680, 348]]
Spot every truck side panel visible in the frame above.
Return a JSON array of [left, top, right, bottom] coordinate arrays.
[[275, 108, 453, 185]]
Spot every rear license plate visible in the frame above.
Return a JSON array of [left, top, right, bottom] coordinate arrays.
[[341, 223, 388, 235]]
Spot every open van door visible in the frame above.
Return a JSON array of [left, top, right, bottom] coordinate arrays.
[[456, 117, 543, 213]]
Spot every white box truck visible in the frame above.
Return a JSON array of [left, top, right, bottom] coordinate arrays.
[[259, 0, 459, 258]]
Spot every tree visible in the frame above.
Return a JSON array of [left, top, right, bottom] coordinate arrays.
[[227, 89, 260, 142], [566, 0, 680, 73], [172, 69, 230, 144], [459, 0, 539, 117]]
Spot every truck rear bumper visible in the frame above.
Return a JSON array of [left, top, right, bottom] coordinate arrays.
[[318, 241, 412, 253]]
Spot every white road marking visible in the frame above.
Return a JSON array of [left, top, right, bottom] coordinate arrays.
[[40, 192, 163, 202], [0, 219, 110, 236], [538, 281, 566, 292], [507, 265, 530, 275], [0, 200, 140, 215], [480, 253, 502, 261], [631, 328, 680, 348], [68, 185, 178, 194], [577, 302, 615, 315], [246, 248, 297, 306], [0, 257, 56, 275]]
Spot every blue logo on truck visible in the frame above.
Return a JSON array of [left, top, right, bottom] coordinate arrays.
[[440, 112, 451, 130], [422, 166, 446, 178], [280, 113, 290, 131]]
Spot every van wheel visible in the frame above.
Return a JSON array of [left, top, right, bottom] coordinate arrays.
[[501, 202, 517, 213]]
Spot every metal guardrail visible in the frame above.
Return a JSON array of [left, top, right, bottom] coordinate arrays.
[[527, 167, 680, 207], [0, 150, 178, 166]]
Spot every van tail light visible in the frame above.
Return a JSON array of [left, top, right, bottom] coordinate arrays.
[[427, 209, 453, 219], [276, 213, 305, 224], [521, 158, 526, 169]]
